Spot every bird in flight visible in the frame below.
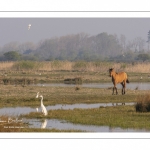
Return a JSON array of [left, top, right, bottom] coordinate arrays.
[[28, 24, 31, 30]]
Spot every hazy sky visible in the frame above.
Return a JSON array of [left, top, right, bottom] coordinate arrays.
[[0, 18, 150, 46]]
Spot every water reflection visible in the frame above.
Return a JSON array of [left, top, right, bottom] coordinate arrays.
[[26, 118, 149, 132], [1, 103, 148, 132], [1, 103, 140, 132], [0, 107, 35, 116], [41, 119, 47, 129]]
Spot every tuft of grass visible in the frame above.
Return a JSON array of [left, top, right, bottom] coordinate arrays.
[[135, 94, 150, 112], [75, 86, 80, 91]]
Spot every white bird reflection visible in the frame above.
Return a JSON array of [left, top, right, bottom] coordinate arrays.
[[41, 119, 47, 129], [36, 108, 38, 112]]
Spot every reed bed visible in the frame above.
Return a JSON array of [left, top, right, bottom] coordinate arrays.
[[0, 61, 14, 70], [0, 61, 150, 84], [1, 61, 150, 73], [125, 63, 150, 73]]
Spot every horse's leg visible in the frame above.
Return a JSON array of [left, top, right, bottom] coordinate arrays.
[[114, 83, 118, 95], [112, 83, 118, 95], [124, 81, 126, 94], [112, 82, 115, 95], [112, 86, 115, 95], [115, 86, 118, 95], [121, 82, 124, 95]]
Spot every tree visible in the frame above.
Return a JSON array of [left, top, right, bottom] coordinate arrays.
[[147, 30, 150, 51], [137, 37, 145, 51], [137, 53, 150, 62], [120, 34, 126, 50], [4, 51, 21, 61], [132, 37, 145, 52]]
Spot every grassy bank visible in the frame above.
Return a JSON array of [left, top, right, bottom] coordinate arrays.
[[23, 105, 150, 131]]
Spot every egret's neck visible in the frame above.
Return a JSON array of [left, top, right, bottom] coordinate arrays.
[[40, 96, 43, 105]]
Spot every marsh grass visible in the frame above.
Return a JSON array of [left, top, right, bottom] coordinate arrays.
[[1, 61, 150, 131], [1, 61, 150, 83], [0, 84, 141, 108], [135, 94, 150, 112], [22, 105, 150, 130], [0, 61, 150, 73]]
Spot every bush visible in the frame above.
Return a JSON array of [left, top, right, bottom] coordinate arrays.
[[135, 94, 150, 112], [73, 61, 87, 68], [13, 61, 37, 70], [4, 51, 21, 61]]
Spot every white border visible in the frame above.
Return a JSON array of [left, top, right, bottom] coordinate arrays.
[[0, 133, 150, 139], [0, 2, 150, 150], [0, 0, 150, 12], [0, 12, 150, 18]]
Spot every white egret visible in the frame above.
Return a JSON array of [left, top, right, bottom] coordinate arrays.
[[36, 92, 48, 116], [39, 95, 48, 116], [28, 24, 31, 30]]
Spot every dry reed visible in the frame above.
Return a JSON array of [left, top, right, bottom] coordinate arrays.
[[0, 61, 150, 73]]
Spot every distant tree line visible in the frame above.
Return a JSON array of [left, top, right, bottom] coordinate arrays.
[[0, 32, 149, 62]]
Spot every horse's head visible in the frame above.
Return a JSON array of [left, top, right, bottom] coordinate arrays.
[[109, 68, 114, 77]]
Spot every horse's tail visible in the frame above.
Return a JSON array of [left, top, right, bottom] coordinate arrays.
[[126, 79, 129, 83]]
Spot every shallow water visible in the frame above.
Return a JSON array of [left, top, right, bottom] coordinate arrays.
[[0, 102, 134, 116], [1, 102, 148, 132], [25, 118, 149, 132], [35, 82, 150, 90]]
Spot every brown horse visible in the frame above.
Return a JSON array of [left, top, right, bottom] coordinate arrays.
[[109, 68, 129, 95]]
